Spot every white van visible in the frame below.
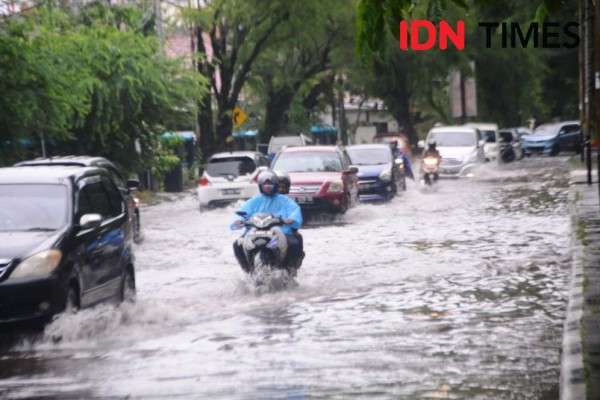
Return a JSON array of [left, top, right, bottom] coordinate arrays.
[[268, 134, 312, 157], [422, 126, 485, 177], [464, 122, 499, 161]]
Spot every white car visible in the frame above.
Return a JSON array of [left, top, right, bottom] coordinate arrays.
[[421, 126, 485, 177], [268, 134, 312, 157], [197, 151, 270, 210], [464, 122, 499, 161]]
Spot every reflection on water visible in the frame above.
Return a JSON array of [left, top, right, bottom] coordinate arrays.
[[0, 157, 570, 399]]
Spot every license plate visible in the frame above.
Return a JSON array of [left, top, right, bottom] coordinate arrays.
[[294, 196, 313, 204], [222, 188, 241, 195]]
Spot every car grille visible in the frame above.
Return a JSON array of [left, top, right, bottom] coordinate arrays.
[[441, 158, 462, 166], [290, 185, 322, 194]]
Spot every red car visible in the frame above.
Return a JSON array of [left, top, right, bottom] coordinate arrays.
[[271, 146, 359, 213]]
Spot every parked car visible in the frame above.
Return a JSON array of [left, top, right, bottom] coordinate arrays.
[[197, 151, 270, 210], [509, 126, 533, 140], [521, 121, 581, 156], [0, 166, 136, 324], [267, 134, 313, 159], [15, 156, 142, 243], [271, 146, 359, 213], [498, 129, 524, 161], [420, 126, 485, 177], [347, 144, 405, 202], [464, 122, 499, 161]]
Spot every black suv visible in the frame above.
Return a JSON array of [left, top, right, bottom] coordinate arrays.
[[0, 166, 136, 323], [15, 156, 142, 243]]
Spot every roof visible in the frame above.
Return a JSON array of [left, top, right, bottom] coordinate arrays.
[[209, 151, 261, 159], [429, 126, 478, 134], [161, 131, 196, 142], [347, 144, 390, 150], [281, 145, 339, 153], [464, 122, 498, 130], [537, 120, 580, 127], [15, 156, 115, 168], [0, 166, 102, 184]]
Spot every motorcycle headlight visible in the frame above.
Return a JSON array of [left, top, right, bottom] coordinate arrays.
[[379, 169, 392, 182], [8, 250, 62, 280], [327, 181, 344, 193]]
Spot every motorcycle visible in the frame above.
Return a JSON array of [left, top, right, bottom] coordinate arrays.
[[421, 156, 440, 186], [233, 211, 297, 285]]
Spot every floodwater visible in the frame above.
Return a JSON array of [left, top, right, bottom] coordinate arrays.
[[0, 157, 572, 399]]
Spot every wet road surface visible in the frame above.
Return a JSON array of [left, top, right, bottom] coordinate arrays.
[[0, 157, 571, 399]]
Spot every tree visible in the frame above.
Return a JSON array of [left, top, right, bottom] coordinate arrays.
[[186, 0, 299, 154], [0, 2, 208, 173], [248, 0, 354, 141]]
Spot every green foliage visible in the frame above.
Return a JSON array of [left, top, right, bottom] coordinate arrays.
[[0, 2, 208, 174]]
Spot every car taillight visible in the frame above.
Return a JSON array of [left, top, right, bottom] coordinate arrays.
[[199, 176, 210, 186]]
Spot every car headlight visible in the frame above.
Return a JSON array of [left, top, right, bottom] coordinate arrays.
[[8, 250, 62, 280], [327, 181, 344, 193], [379, 169, 392, 182]]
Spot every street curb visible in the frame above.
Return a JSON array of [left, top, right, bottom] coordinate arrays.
[[561, 169, 600, 400]]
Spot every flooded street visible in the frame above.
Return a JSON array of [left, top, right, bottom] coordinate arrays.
[[0, 158, 571, 399]]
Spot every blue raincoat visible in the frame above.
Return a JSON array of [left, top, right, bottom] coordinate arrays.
[[231, 193, 303, 235]]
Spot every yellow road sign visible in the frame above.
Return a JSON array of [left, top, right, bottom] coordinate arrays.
[[233, 106, 247, 128]]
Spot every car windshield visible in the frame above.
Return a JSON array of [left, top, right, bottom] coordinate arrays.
[[533, 124, 559, 136], [347, 148, 391, 165], [0, 184, 68, 231], [428, 131, 476, 147], [499, 131, 514, 143], [273, 152, 342, 173], [206, 157, 256, 177], [482, 130, 496, 143]]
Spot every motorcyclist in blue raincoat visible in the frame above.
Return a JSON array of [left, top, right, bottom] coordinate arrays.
[[232, 170, 304, 272]]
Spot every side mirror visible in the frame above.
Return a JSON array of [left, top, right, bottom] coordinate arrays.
[[478, 140, 485, 147], [127, 179, 139, 191], [79, 213, 102, 230], [417, 140, 425, 149], [347, 166, 359, 174]]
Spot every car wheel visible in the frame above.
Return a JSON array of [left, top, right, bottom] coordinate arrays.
[[550, 143, 560, 156], [64, 284, 79, 314], [120, 267, 136, 303]]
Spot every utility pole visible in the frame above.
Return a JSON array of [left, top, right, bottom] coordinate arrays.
[[579, 0, 586, 162], [584, 0, 594, 185], [595, 0, 600, 199], [154, 0, 163, 45]]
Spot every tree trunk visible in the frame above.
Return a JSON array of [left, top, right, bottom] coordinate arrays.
[[215, 105, 233, 151], [196, 27, 215, 160], [261, 89, 294, 142]]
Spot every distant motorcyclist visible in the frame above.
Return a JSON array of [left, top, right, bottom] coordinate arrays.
[[390, 140, 414, 180], [421, 140, 442, 183], [423, 140, 442, 163], [232, 170, 304, 271]]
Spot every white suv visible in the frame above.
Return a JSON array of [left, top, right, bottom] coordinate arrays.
[[197, 152, 269, 210], [464, 122, 499, 161]]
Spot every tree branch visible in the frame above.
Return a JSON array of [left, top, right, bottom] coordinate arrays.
[[229, 12, 288, 107]]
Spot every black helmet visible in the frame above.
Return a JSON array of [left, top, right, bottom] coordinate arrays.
[[427, 139, 437, 149], [257, 170, 279, 196], [275, 170, 291, 195]]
